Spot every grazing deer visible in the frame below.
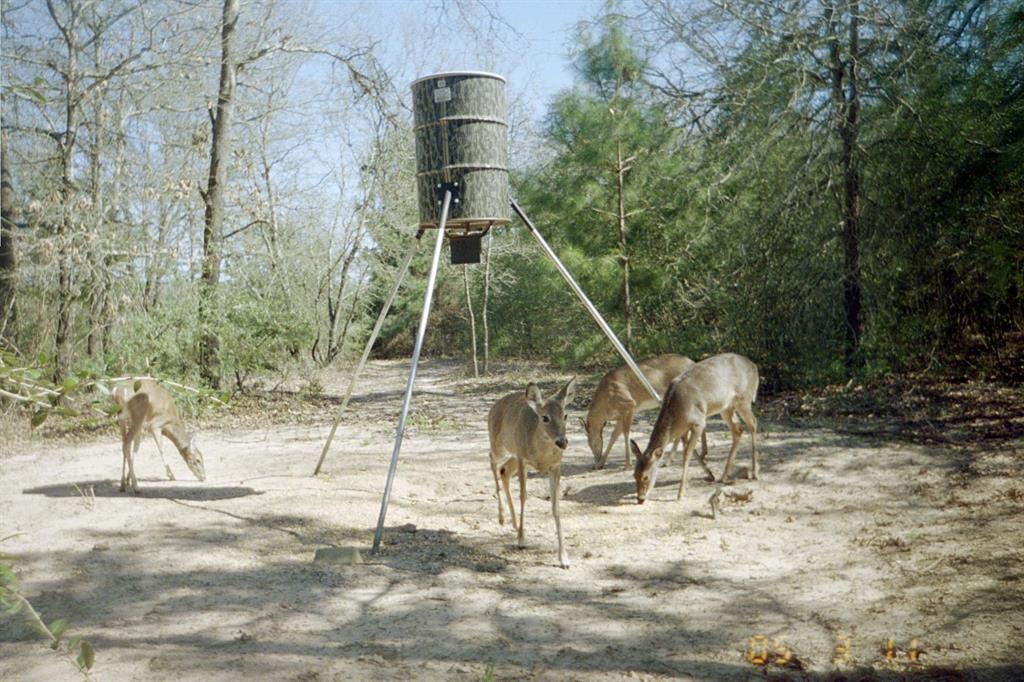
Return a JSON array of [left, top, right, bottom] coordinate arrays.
[[488, 378, 576, 569], [631, 353, 759, 504], [112, 379, 206, 495], [580, 353, 710, 474]]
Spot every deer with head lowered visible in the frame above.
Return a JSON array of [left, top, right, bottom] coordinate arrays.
[[488, 378, 576, 569], [631, 353, 759, 504], [112, 379, 206, 495], [581, 353, 710, 474]]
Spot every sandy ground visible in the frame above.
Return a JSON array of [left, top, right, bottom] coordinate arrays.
[[1, 359, 1023, 681]]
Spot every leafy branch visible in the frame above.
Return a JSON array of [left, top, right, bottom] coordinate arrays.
[[0, 350, 229, 428], [0, 554, 95, 676]]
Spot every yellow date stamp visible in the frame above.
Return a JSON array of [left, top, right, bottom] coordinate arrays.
[[746, 634, 923, 668]]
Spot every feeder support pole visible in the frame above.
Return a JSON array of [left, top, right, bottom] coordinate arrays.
[[372, 192, 450, 554], [313, 237, 420, 476], [511, 198, 661, 403]]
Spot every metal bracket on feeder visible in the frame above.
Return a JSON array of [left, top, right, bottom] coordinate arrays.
[[435, 181, 462, 207], [434, 182, 480, 263]]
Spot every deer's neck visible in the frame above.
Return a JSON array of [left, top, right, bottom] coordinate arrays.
[[161, 421, 192, 454], [646, 387, 681, 455], [587, 383, 621, 426]]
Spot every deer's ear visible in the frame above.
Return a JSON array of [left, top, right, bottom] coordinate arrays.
[[630, 439, 642, 459], [525, 383, 543, 413], [557, 376, 577, 406], [652, 447, 663, 460]]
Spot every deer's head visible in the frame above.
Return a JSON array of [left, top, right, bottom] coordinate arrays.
[[631, 439, 663, 504], [526, 378, 577, 451], [182, 434, 207, 481], [579, 416, 608, 468]]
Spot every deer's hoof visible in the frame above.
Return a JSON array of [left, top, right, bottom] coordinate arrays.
[[559, 558, 571, 569]]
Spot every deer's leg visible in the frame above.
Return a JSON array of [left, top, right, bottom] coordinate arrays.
[[500, 458, 518, 532], [516, 456, 527, 547], [599, 421, 622, 469], [133, 432, 144, 493], [698, 430, 715, 481], [549, 467, 570, 569], [719, 407, 743, 483], [124, 396, 147, 495], [620, 411, 635, 470], [488, 447, 505, 525], [677, 422, 704, 501], [150, 427, 175, 481], [736, 401, 759, 480], [119, 421, 130, 493], [127, 431, 142, 495], [661, 437, 680, 468]]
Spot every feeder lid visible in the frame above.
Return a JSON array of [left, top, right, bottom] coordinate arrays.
[[410, 71, 507, 87]]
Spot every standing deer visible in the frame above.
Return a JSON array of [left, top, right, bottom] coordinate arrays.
[[631, 353, 759, 504], [581, 353, 710, 475], [112, 379, 206, 494], [488, 378, 576, 569]]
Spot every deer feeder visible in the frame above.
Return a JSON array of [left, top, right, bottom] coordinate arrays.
[[412, 71, 510, 263], [317, 72, 662, 559]]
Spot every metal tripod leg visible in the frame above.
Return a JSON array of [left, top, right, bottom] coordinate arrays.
[[511, 198, 662, 402], [372, 192, 451, 554], [313, 238, 420, 476]]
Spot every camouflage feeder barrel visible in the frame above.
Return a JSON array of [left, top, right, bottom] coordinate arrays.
[[411, 72, 510, 235]]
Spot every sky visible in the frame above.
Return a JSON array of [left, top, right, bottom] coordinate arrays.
[[323, 0, 607, 124], [492, 0, 605, 108]]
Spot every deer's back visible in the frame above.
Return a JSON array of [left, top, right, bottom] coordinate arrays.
[[113, 379, 180, 426], [600, 353, 695, 409], [674, 353, 759, 416]]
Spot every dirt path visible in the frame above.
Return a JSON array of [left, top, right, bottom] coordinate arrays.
[[2, 360, 1022, 681]]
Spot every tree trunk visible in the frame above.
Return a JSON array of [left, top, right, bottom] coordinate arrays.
[[199, 0, 239, 388], [259, 146, 291, 299], [143, 202, 173, 312], [830, 1, 864, 371], [102, 98, 128, 356], [615, 142, 632, 352], [326, 237, 362, 364], [482, 230, 492, 375], [337, 264, 369, 363], [464, 266, 479, 378], [53, 6, 80, 385], [86, 80, 107, 360], [0, 130, 17, 346]]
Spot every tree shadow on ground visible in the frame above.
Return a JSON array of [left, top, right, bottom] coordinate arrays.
[[0, 523, 733, 677], [21, 479, 261, 501], [4, 509, 1022, 681]]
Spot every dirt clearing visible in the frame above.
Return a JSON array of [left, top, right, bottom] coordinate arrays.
[[2, 360, 1023, 680]]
